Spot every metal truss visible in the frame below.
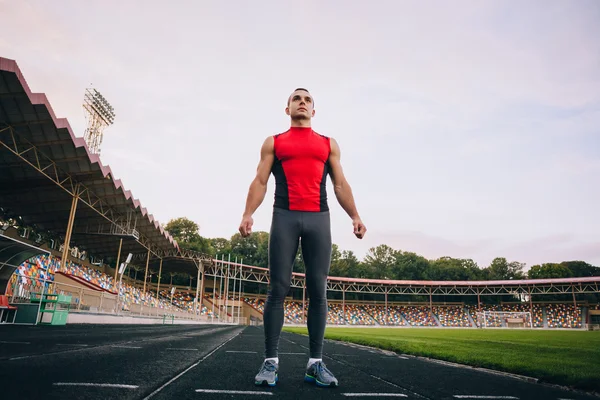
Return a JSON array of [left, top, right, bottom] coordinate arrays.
[[0, 125, 162, 257], [203, 262, 271, 285], [206, 260, 600, 297], [162, 248, 213, 261]]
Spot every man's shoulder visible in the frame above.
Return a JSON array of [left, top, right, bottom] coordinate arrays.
[[273, 129, 291, 139], [312, 130, 331, 141]]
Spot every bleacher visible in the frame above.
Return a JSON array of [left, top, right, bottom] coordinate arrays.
[[432, 306, 472, 327], [268, 300, 590, 329], [6, 254, 595, 329], [8, 253, 213, 317]]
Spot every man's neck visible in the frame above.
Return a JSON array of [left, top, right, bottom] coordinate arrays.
[[290, 120, 311, 128]]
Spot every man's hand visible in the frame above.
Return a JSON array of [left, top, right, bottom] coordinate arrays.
[[352, 217, 367, 239], [239, 215, 254, 237]]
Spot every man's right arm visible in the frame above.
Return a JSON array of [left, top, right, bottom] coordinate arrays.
[[242, 136, 275, 218]]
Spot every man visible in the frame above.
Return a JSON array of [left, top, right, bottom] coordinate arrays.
[[238, 88, 366, 388]]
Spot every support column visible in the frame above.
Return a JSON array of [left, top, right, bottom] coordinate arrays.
[[232, 259, 237, 323], [156, 258, 163, 298], [342, 285, 346, 325], [61, 193, 79, 271], [572, 285, 577, 308], [225, 255, 230, 322], [199, 260, 205, 316], [384, 289, 388, 325], [429, 290, 433, 317], [477, 292, 481, 311], [212, 262, 217, 320], [238, 261, 243, 323], [219, 255, 224, 320], [113, 238, 123, 282], [194, 261, 202, 317], [142, 250, 150, 293]]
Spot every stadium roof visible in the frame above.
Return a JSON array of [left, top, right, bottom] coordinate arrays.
[[326, 275, 600, 287], [0, 57, 182, 263], [0, 233, 49, 292], [203, 261, 600, 296]]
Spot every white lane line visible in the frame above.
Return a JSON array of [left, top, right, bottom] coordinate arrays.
[[226, 350, 257, 354], [169, 348, 198, 351], [53, 383, 138, 389], [56, 344, 89, 347], [0, 340, 31, 344], [342, 394, 408, 397], [142, 329, 243, 400], [195, 389, 272, 395], [111, 345, 142, 349], [453, 396, 519, 399], [279, 352, 305, 355]]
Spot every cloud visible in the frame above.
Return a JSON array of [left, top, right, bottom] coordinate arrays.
[[1, 0, 599, 271], [497, 235, 600, 268], [367, 230, 497, 263]]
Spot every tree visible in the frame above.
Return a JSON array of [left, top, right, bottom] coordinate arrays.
[[560, 261, 600, 277], [164, 217, 201, 244], [293, 247, 305, 273], [210, 238, 231, 255], [339, 250, 365, 278], [363, 244, 396, 279], [186, 236, 215, 255], [229, 231, 269, 268], [426, 256, 482, 281], [392, 251, 429, 280], [528, 263, 573, 279], [484, 257, 526, 280], [328, 244, 344, 277]]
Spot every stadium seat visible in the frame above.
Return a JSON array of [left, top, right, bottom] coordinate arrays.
[[0, 295, 18, 323]]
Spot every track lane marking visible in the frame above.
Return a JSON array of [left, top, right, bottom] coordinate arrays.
[[453, 396, 519, 399], [168, 348, 198, 351], [342, 394, 408, 397], [226, 350, 257, 353], [142, 328, 244, 400], [53, 383, 138, 389], [194, 389, 272, 395], [0, 341, 30, 344], [6, 326, 235, 361]]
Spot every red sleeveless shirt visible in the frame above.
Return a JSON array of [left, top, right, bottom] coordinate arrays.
[[271, 127, 331, 212]]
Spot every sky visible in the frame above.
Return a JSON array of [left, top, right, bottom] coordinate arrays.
[[1, 0, 599, 270]]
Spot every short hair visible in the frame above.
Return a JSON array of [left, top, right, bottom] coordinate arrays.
[[288, 88, 313, 106]]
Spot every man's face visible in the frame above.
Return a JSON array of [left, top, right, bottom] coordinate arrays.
[[286, 90, 315, 120]]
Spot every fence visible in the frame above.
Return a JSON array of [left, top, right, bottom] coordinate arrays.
[[6, 274, 208, 322]]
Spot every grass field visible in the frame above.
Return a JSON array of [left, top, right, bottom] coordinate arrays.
[[283, 326, 600, 392]]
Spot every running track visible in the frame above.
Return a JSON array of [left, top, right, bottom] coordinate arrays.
[[0, 324, 596, 400]]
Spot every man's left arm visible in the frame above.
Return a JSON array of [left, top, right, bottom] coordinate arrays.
[[328, 138, 367, 239]]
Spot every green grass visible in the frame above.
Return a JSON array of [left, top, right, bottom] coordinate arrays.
[[283, 327, 600, 392]]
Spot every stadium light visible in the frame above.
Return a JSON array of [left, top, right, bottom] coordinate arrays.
[[82, 87, 116, 155]]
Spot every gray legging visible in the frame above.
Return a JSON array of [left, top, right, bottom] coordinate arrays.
[[263, 207, 332, 359]]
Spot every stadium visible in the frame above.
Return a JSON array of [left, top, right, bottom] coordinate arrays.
[[1, 56, 599, 400]]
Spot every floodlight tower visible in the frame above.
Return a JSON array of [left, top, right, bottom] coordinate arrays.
[[82, 88, 116, 155]]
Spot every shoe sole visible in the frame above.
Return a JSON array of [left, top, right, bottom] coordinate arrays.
[[255, 375, 278, 387], [304, 374, 338, 387]]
